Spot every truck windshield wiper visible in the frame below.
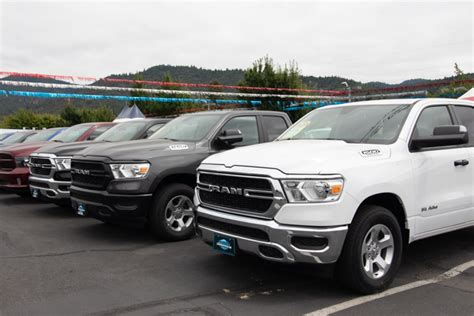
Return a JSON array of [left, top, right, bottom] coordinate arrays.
[[52, 139, 63, 143]]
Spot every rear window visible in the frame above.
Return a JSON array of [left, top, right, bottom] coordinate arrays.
[[453, 105, 474, 145]]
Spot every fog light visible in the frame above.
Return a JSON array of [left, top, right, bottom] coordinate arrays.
[[291, 236, 328, 251]]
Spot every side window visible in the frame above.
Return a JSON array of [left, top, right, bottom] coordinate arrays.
[[220, 116, 259, 146], [144, 123, 165, 138], [262, 116, 289, 141], [87, 126, 111, 140], [453, 106, 474, 145], [414, 106, 453, 138]]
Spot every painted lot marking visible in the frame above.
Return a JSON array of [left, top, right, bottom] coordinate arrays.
[[306, 260, 474, 316]]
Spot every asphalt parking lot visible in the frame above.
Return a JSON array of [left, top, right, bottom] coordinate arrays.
[[0, 193, 473, 316]]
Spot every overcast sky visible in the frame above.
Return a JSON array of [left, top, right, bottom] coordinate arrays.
[[1, 0, 472, 83]]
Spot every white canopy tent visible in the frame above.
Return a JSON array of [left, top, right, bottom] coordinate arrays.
[[113, 104, 146, 122]]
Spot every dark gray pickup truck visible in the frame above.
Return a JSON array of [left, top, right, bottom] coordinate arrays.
[[70, 110, 291, 241], [29, 118, 170, 205]]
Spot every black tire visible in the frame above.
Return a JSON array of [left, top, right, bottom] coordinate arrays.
[[336, 205, 403, 294], [148, 183, 196, 241]]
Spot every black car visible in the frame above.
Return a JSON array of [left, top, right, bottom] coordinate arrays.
[[28, 118, 170, 205], [69, 110, 292, 241]]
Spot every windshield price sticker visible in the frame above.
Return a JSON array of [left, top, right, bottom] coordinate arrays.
[[169, 144, 189, 151], [360, 149, 382, 157]]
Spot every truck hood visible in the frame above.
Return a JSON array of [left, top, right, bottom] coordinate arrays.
[[202, 140, 391, 175], [35, 141, 96, 156], [75, 139, 198, 161], [0, 141, 49, 157]]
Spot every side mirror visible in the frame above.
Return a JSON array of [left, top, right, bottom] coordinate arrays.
[[411, 125, 468, 151], [217, 129, 243, 146]]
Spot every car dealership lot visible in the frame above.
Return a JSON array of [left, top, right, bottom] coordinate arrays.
[[0, 193, 472, 316]]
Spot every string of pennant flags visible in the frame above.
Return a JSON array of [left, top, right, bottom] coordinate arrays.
[[0, 90, 263, 106], [0, 80, 335, 100], [0, 70, 450, 112], [3, 70, 470, 95], [0, 71, 343, 95]]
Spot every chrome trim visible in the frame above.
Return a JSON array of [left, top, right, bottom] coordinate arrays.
[[197, 206, 348, 264], [29, 153, 72, 178], [196, 171, 287, 219], [29, 175, 70, 199], [199, 224, 295, 262]]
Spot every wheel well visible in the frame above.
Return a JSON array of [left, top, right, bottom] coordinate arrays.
[[357, 193, 409, 243], [154, 173, 197, 193]]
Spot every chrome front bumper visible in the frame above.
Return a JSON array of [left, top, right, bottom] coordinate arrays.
[[196, 206, 348, 264], [29, 175, 70, 200]]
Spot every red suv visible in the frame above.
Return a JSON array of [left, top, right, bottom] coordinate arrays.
[[0, 122, 115, 195]]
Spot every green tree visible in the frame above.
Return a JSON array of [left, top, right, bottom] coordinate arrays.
[[130, 73, 190, 117], [60, 106, 83, 125], [454, 62, 465, 78], [239, 56, 307, 121], [1, 109, 64, 129], [60, 106, 115, 126], [429, 63, 473, 98]]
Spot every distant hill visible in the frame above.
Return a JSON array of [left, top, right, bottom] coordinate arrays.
[[109, 65, 245, 86], [0, 64, 472, 117]]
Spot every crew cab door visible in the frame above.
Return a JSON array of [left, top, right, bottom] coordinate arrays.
[[410, 105, 472, 238], [452, 104, 474, 223], [213, 115, 260, 151]]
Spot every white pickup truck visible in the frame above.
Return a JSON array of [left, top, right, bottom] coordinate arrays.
[[194, 98, 474, 293]]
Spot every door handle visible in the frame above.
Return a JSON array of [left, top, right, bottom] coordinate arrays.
[[454, 159, 469, 167]]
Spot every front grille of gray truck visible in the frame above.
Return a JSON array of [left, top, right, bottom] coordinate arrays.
[[71, 160, 112, 190]]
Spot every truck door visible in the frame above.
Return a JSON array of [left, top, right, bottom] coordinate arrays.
[[410, 105, 472, 238], [216, 115, 260, 148], [452, 104, 474, 223]]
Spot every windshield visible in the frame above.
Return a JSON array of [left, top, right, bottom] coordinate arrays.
[[150, 115, 222, 142], [0, 133, 13, 141], [95, 121, 148, 142], [278, 104, 412, 144], [2, 132, 32, 145], [51, 125, 91, 143], [23, 129, 62, 143]]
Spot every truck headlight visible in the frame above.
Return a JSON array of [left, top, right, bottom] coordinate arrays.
[[110, 163, 150, 179], [281, 178, 344, 202], [54, 158, 72, 171], [15, 157, 29, 167]]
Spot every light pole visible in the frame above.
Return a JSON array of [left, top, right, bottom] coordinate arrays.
[[341, 81, 351, 102]]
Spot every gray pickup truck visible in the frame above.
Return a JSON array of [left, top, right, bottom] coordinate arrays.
[[69, 110, 292, 241], [29, 118, 170, 205]]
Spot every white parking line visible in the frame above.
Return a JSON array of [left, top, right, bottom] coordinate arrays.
[[305, 260, 474, 316]]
